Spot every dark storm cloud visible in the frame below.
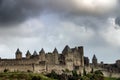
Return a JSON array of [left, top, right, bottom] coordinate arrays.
[[0, 0, 120, 63], [0, 0, 43, 26], [0, 0, 2, 5], [0, 0, 118, 27]]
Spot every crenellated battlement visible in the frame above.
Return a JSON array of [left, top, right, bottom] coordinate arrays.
[[0, 45, 85, 72], [0, 45, 120, 76]]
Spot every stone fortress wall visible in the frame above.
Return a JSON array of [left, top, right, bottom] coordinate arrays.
[[0, 45, 120, 78], [0, 45, 84, 73]]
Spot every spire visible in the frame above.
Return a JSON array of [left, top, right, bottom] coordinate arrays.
[[93, 54, 97, 60], [15, 48, 22, 59], [33, 51, 38, 56], [26, 50, 31, 55], [16, 48, 22, 54], [92, 54, 98, 67], [62, 45, 71, 53], [39, 48, 45, 54], [53, 48, 58, 53], [17, 48, 20, 52], [26, 50, 31, 59]]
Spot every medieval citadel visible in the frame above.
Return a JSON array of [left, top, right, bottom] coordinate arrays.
[[0, 45, 120, 77]]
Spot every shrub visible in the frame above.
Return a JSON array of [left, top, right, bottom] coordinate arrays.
[[94, 70, 103, 75], [72, 70, 78, 77], [4, 69, 9, 73], [32, 76, 41, 80], [93, 70, 104, 80], [59, 73, 68, 80], [81, 76, 90, 80], [46, 70, 59, 79], [117, 78, 120, 80], [27, 70, 32, 73]]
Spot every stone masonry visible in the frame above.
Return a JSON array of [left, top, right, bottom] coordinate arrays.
[[0, 45, 120, 78], [0, 45, 85, 73]]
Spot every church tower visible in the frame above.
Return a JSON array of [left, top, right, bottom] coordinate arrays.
[[92, 54, 98, 67], [15, 48, 22, 59]]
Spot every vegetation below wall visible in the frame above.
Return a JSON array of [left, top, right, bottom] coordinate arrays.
[[104, 77, 120, 80], [0, 69, 120, 80], [45, 68, 120, 80], [0, 72, 56, 80]]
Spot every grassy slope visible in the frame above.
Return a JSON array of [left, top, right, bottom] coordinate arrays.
[[0, 72, 56, 80], [0, 72, 119, 80]]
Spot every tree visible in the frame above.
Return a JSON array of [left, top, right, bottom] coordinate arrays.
[[72, 70, 78, 77], [90, 67, 94, 73], [93, 70, 104, 80], [32, 76, 41, 80], [46, 70, 59, 79], [94, 70, 103, 76], [83, 67, 86, 76]]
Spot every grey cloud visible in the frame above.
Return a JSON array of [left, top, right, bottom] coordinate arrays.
[[0, 0, 43, 26], [0, 0, 118, 26], [59, 15, 109, 31], [115, 17, 120, 26], [0, 0, 119, 63]]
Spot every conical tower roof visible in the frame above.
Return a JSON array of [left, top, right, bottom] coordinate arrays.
[[93, 54, 97, 60], [39, 48, 45, 54], [53, 48, 58, 53], [17, 48, 20, 52], [16, 48, 20, 52], [33, 51, 38, 56], [26, 50, 31, 55], [62, 45, 72, 53], [16, 48, 22, 54]]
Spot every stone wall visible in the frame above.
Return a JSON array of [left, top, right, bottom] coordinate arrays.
[[0, 65, 33, 72], [103, 71, 120, 78], [0, 46, 86, 74]]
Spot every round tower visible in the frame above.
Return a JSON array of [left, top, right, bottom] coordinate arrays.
[[62, 45, 72, 55], [53, 48, 59, 64], [26, 50, 31, 59], [15, 48, 22, 59], [39, 48, 45, 61]]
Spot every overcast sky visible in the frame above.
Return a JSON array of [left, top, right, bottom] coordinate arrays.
[[0, 0, 120, 63]]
